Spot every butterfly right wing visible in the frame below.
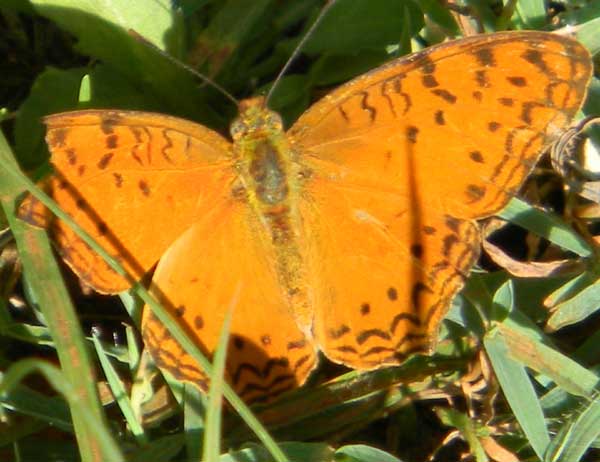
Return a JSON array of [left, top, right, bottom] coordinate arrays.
[[288, 32, 591, 369], [19, 110, 235, 293]]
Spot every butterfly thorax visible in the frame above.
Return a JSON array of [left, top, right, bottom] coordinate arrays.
[[230, 97, 297, 211], [230, 98, 312, 331]]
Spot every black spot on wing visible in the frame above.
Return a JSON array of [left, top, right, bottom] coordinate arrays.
[[431, 89, 457, 104], [138, 179, 151, 196], [329, 324, 351, 339], [174, 305, 185, 317], [410, 243, 423, 259], [475, 69, 488, 87], [97, 152, 114, 170], [97, 221, 108, 235], [66, 148, 77, 165], [469, 151, 484, 163], [522, 49, 547, 73], [411, 281, 432, 311], [406, 126, 419, 143], [423, 226, 436, 235], [360, 303, 370, 315], [473, 47, 495, 66], [507, 76, 527, 87], [387, 287, 398, 301], [113, 173, 123, 188], [106, 134, 118, 149], [434, 110, 445, 125], [233, 336, 245, 349], [488, 121, 501, 132], [100, 115, 121, 134], [466, 184, 486, 201]]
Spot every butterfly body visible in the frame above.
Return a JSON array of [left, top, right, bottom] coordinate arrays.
[[231, 97, 313, 335], [21, 31, 592, 403]]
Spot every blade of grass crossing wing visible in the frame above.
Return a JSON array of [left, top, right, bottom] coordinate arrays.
[[203, 285, 239, 462], [0, 131, 116, 462]]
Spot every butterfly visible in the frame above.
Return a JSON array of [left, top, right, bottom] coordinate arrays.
[[19, 31, 591, 404]]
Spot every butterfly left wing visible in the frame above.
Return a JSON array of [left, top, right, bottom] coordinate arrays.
[[19, 110, 234, 293], [288, 31, 591, 369], [142, 194, 318, 404]]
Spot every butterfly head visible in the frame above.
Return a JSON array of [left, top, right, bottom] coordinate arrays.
[[231, 96, 284, 142]]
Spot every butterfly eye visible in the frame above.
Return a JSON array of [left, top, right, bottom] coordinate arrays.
[[230, 119, 247, 140]]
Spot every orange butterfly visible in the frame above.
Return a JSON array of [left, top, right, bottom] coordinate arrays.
[[20, 31, 591, 404]]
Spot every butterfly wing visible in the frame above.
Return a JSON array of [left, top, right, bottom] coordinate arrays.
[[19, 110, 234, 293], [142, 195, 318, 403], [289, 32, 591, 368]]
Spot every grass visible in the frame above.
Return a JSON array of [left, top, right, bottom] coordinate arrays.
[[1, 0, 600, 461]]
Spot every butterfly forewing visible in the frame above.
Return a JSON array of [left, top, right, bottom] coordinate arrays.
[[26, 110, 234, 292]]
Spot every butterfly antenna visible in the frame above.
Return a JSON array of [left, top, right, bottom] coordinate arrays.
[[265, 0, 337, 106], [128, 30, 239, 107]]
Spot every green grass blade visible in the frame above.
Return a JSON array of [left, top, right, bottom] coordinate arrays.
[[92, 333, 147, 444], [0, 130, 117, 462], [545, 394, 600, 462], [0, 359, 123, 461], [499, 198, 592, 257], [0, 380, 73, 432], [334, 444, 404, 462], [220, 442, 334, 462], [183, 383, 205, 462], [436, 408, 488, 462], [203, 288, 238, 462], [546, 279, 600, 331], [485, 328, 550, 459]]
